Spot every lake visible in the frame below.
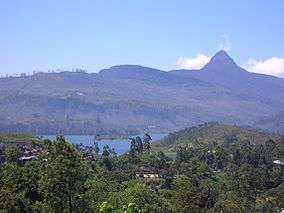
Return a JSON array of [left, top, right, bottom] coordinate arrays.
[[41, 133, 167, 155]]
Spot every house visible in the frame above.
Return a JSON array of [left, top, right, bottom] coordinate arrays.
[[136, 173, 160, 179], [273, 160, 284, 165], [19, 155, 37, 161]]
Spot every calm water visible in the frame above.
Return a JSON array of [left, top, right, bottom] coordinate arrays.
[[41, 133, 167, 155]]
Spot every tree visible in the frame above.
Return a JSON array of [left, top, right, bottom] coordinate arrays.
[[39, 135, 89, 212], [214, 146, 229, 170], [99, 202, 115, 213], [199, 179, 217, 210], [93, 137, 100, 154], [214, 191, 245, 213], [232, 146, 242, 166], [122, 203, 141, 213], [102, 145, 113, 171], [23, 160, 43, 206], [129, 138, 136, 156], [262, 139, 276, 165], [98, 201, 141, 213], [143, 133, 152, 154], [128, 138, 139, 163], [153, 151, 168, 170], [171, 176, 201, 212], [255, 182, 284, 212], [225, 134, 238, 145], [135, 136, 143, 153], [0, 162, 28, 212], [121, 180, 168, 212], [277, 136, 284, 159], [102, 145, 111, 157], [237, 164, 265, 211], [4, 145, 22, 163], [84, 177, 121, 211], [176, 146, 195, 166]]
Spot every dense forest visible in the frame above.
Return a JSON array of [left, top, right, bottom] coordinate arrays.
[[0, 127, 283, 212], [152, 122, 283, 154]]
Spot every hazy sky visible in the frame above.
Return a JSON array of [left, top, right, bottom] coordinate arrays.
[[1, 0, 284, 77]]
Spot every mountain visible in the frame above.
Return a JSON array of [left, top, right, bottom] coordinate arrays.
[[170, 51, 284, 110], [0, 51, 283, 134], [152, 122, 282, 152]]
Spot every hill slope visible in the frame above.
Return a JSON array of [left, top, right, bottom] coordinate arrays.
[[0, 133, 42, 144], [152, 122, 282, 152], [0, 51, 283, 134]]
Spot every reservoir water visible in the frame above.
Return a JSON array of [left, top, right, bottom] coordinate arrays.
[[41, 133, 167, 155]]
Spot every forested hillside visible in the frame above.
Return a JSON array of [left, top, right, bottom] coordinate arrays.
[[0, 133, 41, 144], [152, 122, 282, 154], [0, 51, 283, 134], [0, 131, 283, 212]]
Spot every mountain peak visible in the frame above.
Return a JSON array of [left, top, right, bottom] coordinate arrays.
[[213, 50, 231, 58], [210, 50, 236, 65], [203, 50, 239, 72]]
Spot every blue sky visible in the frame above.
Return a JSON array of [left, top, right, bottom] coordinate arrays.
[[0, 0, 284, 77]]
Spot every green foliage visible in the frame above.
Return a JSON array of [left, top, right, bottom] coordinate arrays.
[[153, 122, 281, 152], [93, 138, 100, 154], [135, 136, 143, 153], [214, 191, 245, 213], [0, 133, 42, 144], [99, 202, 115, 213], [129, 136, 144, 160], [85, 176, 122, 210], [171, 176, 201, 212], [277, 136, 284, 159], [255, 182, 284, 212], [0, 162, 27, 212], [23, 160, 43, 200], [102, 145, 116, 171], [122, 203, 141, 213], [39, 135, 90, 212], [120, 180, 170, 212], [4, 145, 22, 163], [142, 133, 151, 154], [0, 129, 283, 212]]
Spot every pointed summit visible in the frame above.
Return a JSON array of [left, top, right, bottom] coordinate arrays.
[[212, 50, 232, 60], [209, 50, 236, 66], [202, 50, 240, 72]]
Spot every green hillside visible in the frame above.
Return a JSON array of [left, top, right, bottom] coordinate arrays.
[[0, 133, 42, 144], [152, 122, 282, 152]]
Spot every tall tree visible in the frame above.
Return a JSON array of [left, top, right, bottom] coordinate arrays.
[[102, 145, 113, 171], [129, 138, 136, 156], [39, 135, 88, 212], [143, 133, 152, 154], [93, 137, 100, 155], [135, 136, 143, 153]]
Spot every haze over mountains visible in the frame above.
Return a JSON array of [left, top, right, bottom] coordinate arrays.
[[0, 51, 283, 134]]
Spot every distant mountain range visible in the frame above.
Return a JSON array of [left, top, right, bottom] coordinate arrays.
[[0, 51, 283, 134]]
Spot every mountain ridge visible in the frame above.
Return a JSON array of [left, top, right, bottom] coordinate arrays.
[[0, 51, 283, 134]]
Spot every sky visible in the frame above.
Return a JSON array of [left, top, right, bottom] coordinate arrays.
[[0, 0, 284, 77]]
